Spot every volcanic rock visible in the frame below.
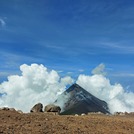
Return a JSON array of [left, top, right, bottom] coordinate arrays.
[[44, 104, 61, 114], [17, 110, 23, 114], [0, 107, 10, 111], [30, 103, 43, 112]]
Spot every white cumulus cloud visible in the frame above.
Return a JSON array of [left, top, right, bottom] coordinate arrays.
[[0, 64, 74, 112], [77, 64, 134, 113], [91, 63, 106, 75]]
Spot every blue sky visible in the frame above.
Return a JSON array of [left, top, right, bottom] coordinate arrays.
[[0, 0, 134, 91]]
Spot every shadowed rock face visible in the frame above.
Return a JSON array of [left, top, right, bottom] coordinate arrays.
[[57, 84, 110, 115], [44, 104, 61, 113], [30, 103, 43, 113]]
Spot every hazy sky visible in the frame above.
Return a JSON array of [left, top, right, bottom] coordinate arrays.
[[0, 0, 134, 91]]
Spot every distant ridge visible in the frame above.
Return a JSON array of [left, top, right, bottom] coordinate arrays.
[[56, 83, 110, 115]]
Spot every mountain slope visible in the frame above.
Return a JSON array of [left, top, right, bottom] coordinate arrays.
[[56, 83, 110, 115]]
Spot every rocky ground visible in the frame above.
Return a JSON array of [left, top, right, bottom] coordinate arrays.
[[0, 110, 134, 134]]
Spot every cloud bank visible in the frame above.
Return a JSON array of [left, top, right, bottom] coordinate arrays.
[[77, 64, 134, 114], [0, 64, 74, 112], [0, 63, 134, 114]]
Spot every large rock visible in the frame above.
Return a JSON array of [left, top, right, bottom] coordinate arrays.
[[30, 103, 43, 113], [0, 107, 16, 111], [44, 104, 61, 114], [0, 107, 10, 111]]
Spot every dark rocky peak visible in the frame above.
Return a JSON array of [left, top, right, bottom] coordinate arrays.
[[57, 83, 110, 115]]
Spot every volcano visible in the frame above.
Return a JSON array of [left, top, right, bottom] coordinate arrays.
[[56, 83, 110, 115]]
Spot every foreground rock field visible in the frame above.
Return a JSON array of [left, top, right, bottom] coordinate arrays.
[[0, 110, 134, 134]]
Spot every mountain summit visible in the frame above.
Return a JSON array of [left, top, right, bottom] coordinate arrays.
[[57, 83, 110, 115]]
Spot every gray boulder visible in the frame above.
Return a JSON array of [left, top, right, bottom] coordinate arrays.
[[44, 104, 61, 114], [17, 110, 23, 114], [30, 103, 43, 113], [0, 107, 10, 111], [0, 107, 17, 112]]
